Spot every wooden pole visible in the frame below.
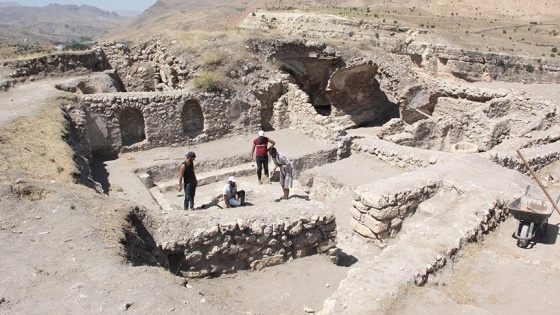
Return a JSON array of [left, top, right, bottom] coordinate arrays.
[[516, 149, 560, 216], [415, 108, 432, 119]]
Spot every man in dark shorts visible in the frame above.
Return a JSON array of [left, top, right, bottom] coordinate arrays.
[[250, 130, 275, 184], [178, 151, 197, 210]]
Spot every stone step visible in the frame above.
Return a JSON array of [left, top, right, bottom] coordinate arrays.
[[156, 162, 256, 192]]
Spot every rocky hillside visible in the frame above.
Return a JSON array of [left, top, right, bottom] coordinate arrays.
[[102, 0, 559, 59], [0, 3, 130, 45]]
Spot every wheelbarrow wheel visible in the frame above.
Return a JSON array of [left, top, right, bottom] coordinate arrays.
[[542, 219, 548, 236], [518, 225, 530, 248]]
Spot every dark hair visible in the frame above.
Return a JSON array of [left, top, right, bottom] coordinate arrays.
[[268, 147, 277, 155]]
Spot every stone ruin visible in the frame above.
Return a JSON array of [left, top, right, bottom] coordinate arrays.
[[2, 12, 560, 312]]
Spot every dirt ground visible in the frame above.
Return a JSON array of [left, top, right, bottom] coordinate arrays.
[[1, 74, 560, 313], [394, 185, 560, 315]]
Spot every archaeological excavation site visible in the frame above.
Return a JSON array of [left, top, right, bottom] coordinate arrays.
[[2, 2, 560, 314]]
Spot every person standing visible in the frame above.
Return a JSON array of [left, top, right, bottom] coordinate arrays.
[[178, 151, 197, 210], [269, 147, 292, 200], [250, 130, 275, 184], [223, 176, 245, 208]]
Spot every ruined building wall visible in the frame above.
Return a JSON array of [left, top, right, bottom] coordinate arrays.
[[152, 213, 339, 278], [96, 41, 192, 93], [407, 43, 560, 83], [0, 50, 111, 90], [75, 91, 261, 157]]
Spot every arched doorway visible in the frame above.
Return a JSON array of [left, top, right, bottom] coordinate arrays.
[[119, 107, 146, 146], [181, 99, 204, 137]]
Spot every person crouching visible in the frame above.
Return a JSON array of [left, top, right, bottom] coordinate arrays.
[[223, 176, 245, 208]]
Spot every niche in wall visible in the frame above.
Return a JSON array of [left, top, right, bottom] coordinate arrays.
[[119, 107, 146, 146], [181, 99, 204, 138]]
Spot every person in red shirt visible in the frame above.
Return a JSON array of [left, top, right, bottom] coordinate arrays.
[[250, 130, 275, 184]]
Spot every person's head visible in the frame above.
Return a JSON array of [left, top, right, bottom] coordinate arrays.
[[268, 147, 277, 157], [258, 130, 265, 137], [185, 151, 196, 161], [228, 176, 237, 187]]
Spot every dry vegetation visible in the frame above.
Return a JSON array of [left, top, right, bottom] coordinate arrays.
[[257, 0, 560, 58], [0, 94, 79, 185], [152, 29, 269, 91]]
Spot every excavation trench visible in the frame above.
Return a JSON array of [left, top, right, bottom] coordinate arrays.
[[88, 129, 345, 279]]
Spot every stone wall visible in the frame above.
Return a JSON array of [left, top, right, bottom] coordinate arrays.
[[148, 211, 339, 278], [348, 151, 520, 243], [76, 91, 260, 156], [407, 43, 560, 83], [0, 50, 110, 89], [351, 179, 440, 240], [378, 81, 560, 152], [488, 139, 560, 175], [351, 137, 452, 170], [95, 41, 190, 92]]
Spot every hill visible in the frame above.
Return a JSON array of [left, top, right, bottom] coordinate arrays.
[[101, 0, 560, 59], [0, 4, 131, 46]]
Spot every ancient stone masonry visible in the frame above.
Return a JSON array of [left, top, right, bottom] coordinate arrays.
[[487, 135, 560, 175], [77, 91, 260, 156], [0, 50, 110, 81], [149, 212, 339, 278], [352, 137, 450, 171], [96, 41, 192, 93], [346, 131, 537, 242], [377, 80, 560, 153], [351, 178, 440, 240], [406, 43, 560, 84]]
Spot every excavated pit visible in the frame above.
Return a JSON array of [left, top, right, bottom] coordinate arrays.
[[91, 129, 344, 278]]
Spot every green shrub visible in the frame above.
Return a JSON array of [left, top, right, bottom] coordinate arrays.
[[525, 64, 535, 72], [194, 71, 226, 92], [552, 47, 558, 53], [63, 43, 89, 51]]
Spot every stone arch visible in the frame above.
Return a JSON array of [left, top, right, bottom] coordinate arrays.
[[119, 107, 146, 146], [327, 64, 399, 127], [279, 57, 336, 116], [181, 99, 204, 137]]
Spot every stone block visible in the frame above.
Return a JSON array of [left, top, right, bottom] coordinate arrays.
[[350, 206, 363, 221], [363, 215, 390, 234], [350, 218, 376, 239], [369, 206, 399, 221], [351, 199, 369, 213], [289, 221, 303, 236]]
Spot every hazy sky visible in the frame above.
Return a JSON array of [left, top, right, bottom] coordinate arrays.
[[14, 1, 157, 11]]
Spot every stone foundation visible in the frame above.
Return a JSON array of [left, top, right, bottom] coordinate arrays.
[[148, 211, 339, 278]]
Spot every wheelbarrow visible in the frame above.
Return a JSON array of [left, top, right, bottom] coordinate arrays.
[[508, 196, 553, 248]]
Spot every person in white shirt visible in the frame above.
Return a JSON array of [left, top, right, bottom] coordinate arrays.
[[269, 147, 293, 200], [223, 176, 245, 208]]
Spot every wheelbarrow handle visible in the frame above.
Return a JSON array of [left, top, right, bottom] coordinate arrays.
[[516, 149, 560, 217]]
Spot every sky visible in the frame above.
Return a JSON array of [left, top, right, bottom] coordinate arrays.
[[13, 0, 157, 12]]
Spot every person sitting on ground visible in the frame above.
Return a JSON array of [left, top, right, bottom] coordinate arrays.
[[268, 147, 292, 200], [250, 130, 275, 184], [178, 151, 197, 210], [223, 176, 245, 208]]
